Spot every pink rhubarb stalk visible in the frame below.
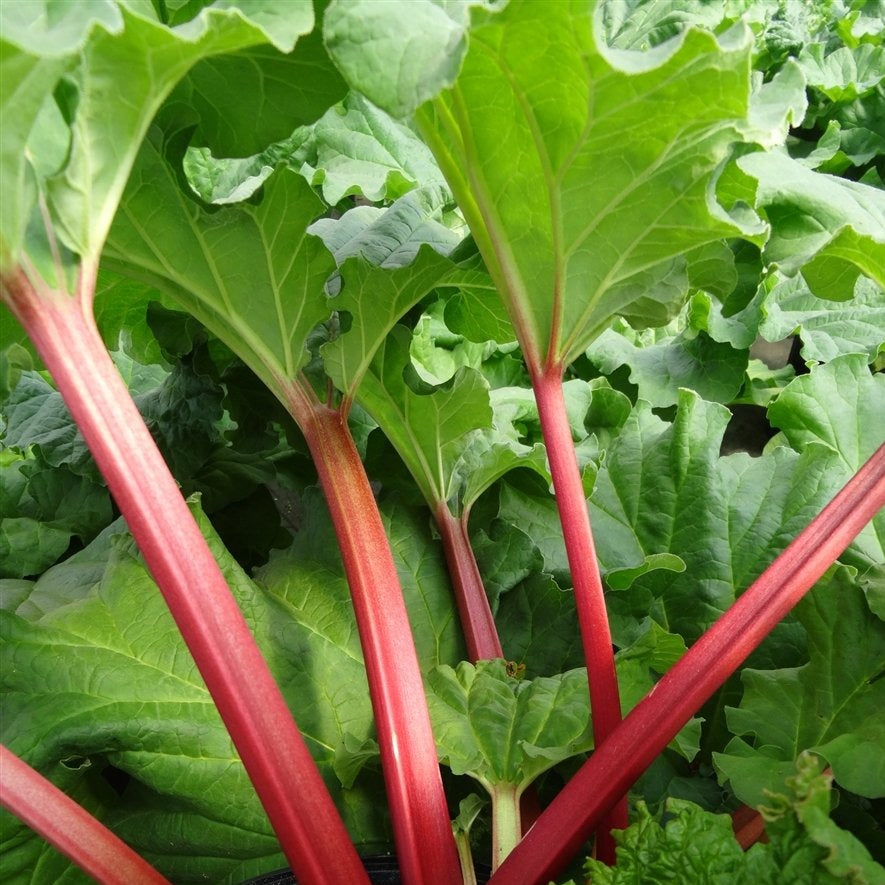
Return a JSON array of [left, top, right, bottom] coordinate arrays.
[[489, 443, 885, 885], [0, 745, 171, 885], [290, 390, 463, 885], [434, 502, 503, 661], [0, 746, 169, 885], [1, 267, 368, 885], [530, 364, 627, 860]]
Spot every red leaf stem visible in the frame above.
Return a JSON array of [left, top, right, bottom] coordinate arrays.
[[489, 442, 885, 885], [530, 365, 627, 861], [434, 503, 504, 661], [0, 745, 171, 885], [1, 269, 368, 885], [293, 395, 463, 885], [731, 804, 766, 849]]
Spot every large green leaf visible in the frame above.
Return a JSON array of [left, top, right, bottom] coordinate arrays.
[[586, 391, 851, 643], [1, 1, 320, 268], [331, 1, 763, 366], [106, 133, 336, 398], [767, 353, 885, 566], [1, 508, 288, 882], [1, 490, 459, 881], [714, 567, 885, 807]]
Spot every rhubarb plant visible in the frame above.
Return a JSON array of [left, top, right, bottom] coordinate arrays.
[[2, 1, 885, 884]]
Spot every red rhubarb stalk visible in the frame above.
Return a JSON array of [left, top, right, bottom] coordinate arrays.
[[1, 268, 368, 885], [435, 503, 503, 661], [489, 443, 885, 885], [530, 363, 627, 860], [0, 745, 171, 885], [291, 390, 463, 885]]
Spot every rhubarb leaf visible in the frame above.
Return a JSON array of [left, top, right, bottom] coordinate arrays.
[[427, 659, 594, 791], [324, 0, 480, 120], [759, 274, 885, 365], [768, 353, 885, 567], [738, 151, 885, 300], [586, 321, 749, 408], [588, 391, 848, 643], [715, 567, 885, 806], [107, 136, 336, 399], [798, 43, 885, 103], [0, 448, 111, 579], [308, 186, 458, 270], [4, 1, 321, 265], [356, 325, 546, 517], [578, 754, 885, 885], [299, 91, 450, 204], [2, 371, 96, 477], [0, 498, 395, 882], [413, 3, 762, 366]]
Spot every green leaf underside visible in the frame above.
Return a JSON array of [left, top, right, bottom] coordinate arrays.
[[106, 137, 336, 397], [715, 568, 885, 807], [2, 1, 318, 266], [411, 2, 757, 366]]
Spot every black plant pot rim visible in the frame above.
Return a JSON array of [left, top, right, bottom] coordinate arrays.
[[241, 853, 491, 885]]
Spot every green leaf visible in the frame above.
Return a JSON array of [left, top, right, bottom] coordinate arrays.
[[767, 353, 885, 567], [578, 755, 885, 884], [407, 3, 762, 366], [171, 21, 347, 159], [586, 320, 749, 408], [1, 511, 286, 882], [759, 275, 885, 366], [308, 186, 458, 270], [355, 325, 545, 516], [426, 659, 593, 791], [299, 91, 450, 204], [715, 567, 885, 807], [1, 496, 411, 882], [107, 137, 336, 399], [738, 150, 885, 300], [19, 2, 321, 264], [0, 447, 112, 578], [324, 0, 483, 120], [588, 391, 850, 642], [1, 371, 96, 477], [798, 43, 885, 103], [600, 0, 729, 50], [0, 41, 71, 269]]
